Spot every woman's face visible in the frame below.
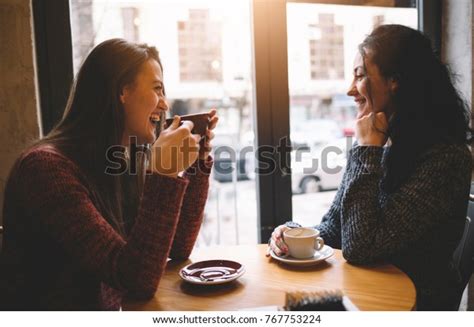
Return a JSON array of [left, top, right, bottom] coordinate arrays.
[[120, 59, 168, 145], [347, 51, 395, 119]]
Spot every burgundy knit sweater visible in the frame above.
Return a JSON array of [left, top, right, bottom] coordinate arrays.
[[0, 145, 212, 310]]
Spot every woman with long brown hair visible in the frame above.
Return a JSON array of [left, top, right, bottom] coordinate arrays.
[[0, 38, 217, 310]]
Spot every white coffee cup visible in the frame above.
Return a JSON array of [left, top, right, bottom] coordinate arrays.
[[283, 227, 325, 259]]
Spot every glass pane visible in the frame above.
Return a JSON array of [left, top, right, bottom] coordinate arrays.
[[287, 3, 418, 226], [70, 0, 257, 246]]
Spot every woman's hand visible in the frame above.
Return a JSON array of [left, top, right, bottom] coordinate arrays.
[[355, 112, 388, 146], [200, 109, 219, 160], [266, 224, 291, 257], [149, 116, 201, 178]]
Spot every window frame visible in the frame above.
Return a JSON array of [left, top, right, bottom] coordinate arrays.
[[32, 0, 74, 135]]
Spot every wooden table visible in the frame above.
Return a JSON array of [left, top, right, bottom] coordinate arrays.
[[124, 244, 416, 311]]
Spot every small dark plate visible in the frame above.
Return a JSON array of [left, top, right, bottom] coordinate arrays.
[[179, 260, 245, 285]]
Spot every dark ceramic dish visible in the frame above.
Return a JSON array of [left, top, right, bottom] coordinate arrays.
[[179, 260, 245, 285]]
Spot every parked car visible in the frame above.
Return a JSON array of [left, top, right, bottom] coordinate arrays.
[[291, 119, 342, 150], [211, 130, 255, 183], [213, 156, 249, 182], [291, 138, 349, 194]]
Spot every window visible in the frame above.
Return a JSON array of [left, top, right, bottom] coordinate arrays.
[[121, 7, 140, 42], [177, 8, 222, 82], [70, 0, 257, 247]]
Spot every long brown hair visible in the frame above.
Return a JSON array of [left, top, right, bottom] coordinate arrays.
[[33, 38, 162, 236]]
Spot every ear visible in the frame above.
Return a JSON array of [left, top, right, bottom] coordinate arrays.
[[389, 77, 399, 95], [120, 85, 130, 105]]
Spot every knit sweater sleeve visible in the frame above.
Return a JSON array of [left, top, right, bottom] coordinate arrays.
[[340, 145, 471, 265], [314, 170, 348, 249], [312, 148, 357, 249], [168, 157, 213, 260], [17, 148, 188, 299]]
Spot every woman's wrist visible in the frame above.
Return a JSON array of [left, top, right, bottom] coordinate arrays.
[[356, 136, 386, 147]]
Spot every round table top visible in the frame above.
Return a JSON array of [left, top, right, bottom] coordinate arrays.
[[123, 244, 416, 311]]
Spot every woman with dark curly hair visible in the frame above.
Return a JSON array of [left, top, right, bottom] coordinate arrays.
[[269, 25, 472, 310]]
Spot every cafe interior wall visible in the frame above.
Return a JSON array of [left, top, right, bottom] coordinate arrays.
[[0, 0, 42, 249]]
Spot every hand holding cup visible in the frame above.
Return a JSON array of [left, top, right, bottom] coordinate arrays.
[[149, 116, 201, 178]]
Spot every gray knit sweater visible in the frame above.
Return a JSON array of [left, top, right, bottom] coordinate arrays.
[[317, 143, 472, 310]]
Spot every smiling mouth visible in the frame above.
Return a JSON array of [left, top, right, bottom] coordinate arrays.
[[149, 113, 161, 125]]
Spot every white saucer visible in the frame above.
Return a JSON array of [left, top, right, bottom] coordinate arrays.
[[270, 245, 334, 267]]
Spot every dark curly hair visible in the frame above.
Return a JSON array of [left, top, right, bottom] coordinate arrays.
[[359, 24, 472, 192]]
